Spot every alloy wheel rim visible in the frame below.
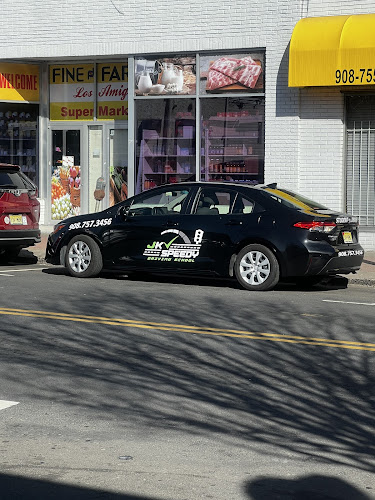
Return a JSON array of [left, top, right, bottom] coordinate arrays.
[[68, 241, 91, 273], [239, 250, 271, 285]]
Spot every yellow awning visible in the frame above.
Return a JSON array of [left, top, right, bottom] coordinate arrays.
[[289, 13, 375, 87]]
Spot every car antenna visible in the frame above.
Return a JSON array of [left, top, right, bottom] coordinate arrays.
[[263, 182, 277, 189]]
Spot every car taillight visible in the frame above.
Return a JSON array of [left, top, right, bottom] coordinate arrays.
[[293, 221, 336, 233]]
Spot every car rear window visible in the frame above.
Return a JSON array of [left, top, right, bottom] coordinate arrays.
[[0, 170, 29, 189], [263, 187, 328, 211]]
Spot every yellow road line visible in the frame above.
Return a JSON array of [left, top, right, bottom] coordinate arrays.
[[0, 307, 374, 352]]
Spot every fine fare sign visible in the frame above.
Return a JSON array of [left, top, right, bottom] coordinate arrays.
[[0, 63, 39, 102], [49, 63, 128, 120]]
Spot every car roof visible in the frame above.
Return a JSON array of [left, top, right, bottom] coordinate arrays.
[[148, 181, 273, 191]]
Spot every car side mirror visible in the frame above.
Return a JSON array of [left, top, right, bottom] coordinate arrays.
[[119, 205, 131, 218]]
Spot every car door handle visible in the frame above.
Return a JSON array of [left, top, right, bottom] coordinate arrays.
[[225, 220, 243, 226], [163, 220, 179, 227]]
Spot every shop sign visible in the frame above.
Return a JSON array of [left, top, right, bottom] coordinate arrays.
[[49, 64, 95, 121], [97, 63, 128, 120], [0, 63, 39, 102], [49, 63, 128, 121], [135, 56, 196, 96], [199, 52, 264, 94], [289, 14, 375, 87]]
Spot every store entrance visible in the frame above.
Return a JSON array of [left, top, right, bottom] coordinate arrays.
[[88, 125, 128, 212], [50, 127, 82, 221], [49, 124, 128, 223]]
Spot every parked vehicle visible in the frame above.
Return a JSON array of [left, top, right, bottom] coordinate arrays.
[[0, 163, 41, 259], [46, 182, 364, 291]]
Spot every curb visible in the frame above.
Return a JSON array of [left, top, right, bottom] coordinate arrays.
[[348, 277, 375, 287]]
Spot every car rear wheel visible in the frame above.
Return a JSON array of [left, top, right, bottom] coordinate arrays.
[[234, 244, 280, 291], [66, 235, 103, 278]]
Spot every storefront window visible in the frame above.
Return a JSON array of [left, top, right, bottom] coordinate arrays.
[[109, 128, 128, 206], [51, 129, 81, 220], [135, 56, 196, 96], [0, 103, 38, 185], [199, 53, 264, 95], [200, 97, 264, 184], [135, 99, 196, 193]]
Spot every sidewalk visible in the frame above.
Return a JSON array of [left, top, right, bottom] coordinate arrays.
[[28, 226, 375, 287]]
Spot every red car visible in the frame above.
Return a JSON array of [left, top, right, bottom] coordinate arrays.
[[0, 163, 41, 259]]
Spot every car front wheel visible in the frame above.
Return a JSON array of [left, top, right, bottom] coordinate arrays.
[[234, 244, 280, 291], [66, 235, 103, 278]]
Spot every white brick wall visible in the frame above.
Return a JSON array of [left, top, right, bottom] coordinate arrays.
[[308, 0, 375, 17], [0, 0, 300, 58], [298, 88, 345, 211]]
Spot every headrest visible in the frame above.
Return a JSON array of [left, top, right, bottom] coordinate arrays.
[[203, 196, 216, 206]]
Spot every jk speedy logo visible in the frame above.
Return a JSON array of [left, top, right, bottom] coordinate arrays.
[[143, 229, 204, 262]]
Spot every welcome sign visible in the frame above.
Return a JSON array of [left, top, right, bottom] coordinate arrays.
[[0, 63, 39, 102], [49, 63, 128, 121]]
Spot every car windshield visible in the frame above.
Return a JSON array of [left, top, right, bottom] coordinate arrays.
[[0, 170, 28, 189], [263, 187, 328, 211]]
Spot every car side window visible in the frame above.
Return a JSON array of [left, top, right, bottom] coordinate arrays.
[[128, 188, 190, 216], [232, 194, 255, 214], [194, 189, 235, 215]]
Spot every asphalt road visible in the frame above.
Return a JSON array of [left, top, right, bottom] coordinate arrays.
[[0, 259, 374, 499]]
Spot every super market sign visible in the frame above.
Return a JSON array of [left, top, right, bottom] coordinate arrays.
[[49, 63, 128, 121]]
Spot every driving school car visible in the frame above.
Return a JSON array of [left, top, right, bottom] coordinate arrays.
[[45, 181, 364, 291]]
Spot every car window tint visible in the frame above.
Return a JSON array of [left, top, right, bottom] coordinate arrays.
[[194, 189, 236, 215], [0, 170, 28, 189], [233, 194, 255, 214], [129, 188, 190, 216], [264, 188, 328, 211]]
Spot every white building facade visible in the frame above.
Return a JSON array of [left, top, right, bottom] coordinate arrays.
[[1, 0, 375, 249]]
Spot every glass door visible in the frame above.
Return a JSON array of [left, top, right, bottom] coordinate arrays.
[[108, 128, 128, 206], [50, 128, 82, 221]]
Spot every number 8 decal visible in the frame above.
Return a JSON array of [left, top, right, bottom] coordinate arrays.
[[194, 229, 204, 245]]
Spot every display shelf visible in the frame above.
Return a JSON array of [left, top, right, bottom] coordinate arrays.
[[136, 117, 196, 191], [201, 113, 263, 183]]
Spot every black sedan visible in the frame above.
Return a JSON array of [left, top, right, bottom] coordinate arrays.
[[45, 182, 364, 291]]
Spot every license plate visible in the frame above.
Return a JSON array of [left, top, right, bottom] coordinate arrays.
[[9, 214, 27, 225], [342, 231, 353, 243]]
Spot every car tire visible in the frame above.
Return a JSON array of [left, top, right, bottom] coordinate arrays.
[[234, 244, 280, 291], [65, 235, 103, 278]]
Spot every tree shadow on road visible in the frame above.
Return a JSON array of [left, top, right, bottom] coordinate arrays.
[[1, 271, 374, 473]]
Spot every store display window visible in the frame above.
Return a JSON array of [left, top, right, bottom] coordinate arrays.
[[200, 52, 264, 95], [0, 103, 38, 185], [135, 56, 196, 96], [200, 97, 264, 184], [51, 129, 81, 220], [135, 99, 196, 193]]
